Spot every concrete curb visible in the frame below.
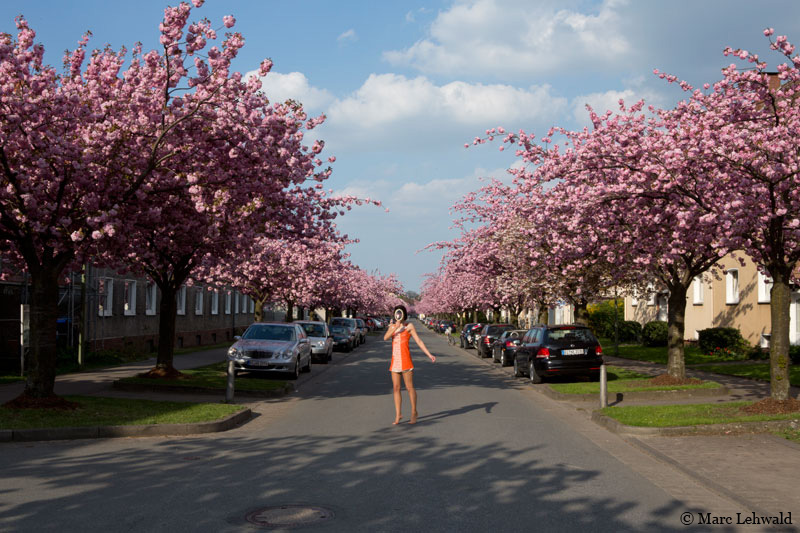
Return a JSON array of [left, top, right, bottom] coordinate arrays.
[[591, 410, 800, 436], [112, 380, 294, 398], [540, 384, 730, 403], [1, 408, 252, 442]]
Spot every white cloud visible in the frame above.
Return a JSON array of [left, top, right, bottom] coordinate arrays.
[[337, 29, 357, 43], [246, 71, 335, 111], [326, 73, 567, 141], [385, 0, 632, 77]]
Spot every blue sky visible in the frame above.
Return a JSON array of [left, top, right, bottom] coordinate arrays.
[[3, 0, 800, 292]]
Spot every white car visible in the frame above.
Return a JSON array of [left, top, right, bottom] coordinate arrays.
[[294, 320, 334, 363]]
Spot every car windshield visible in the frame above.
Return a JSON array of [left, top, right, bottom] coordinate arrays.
[[487, 325, 513, 335], [331, 326, 348, 335], [331, 318, 353, 327], [545, 328, 596, 345], [243, 324, 295, 342], [300, 323, 326, 337]]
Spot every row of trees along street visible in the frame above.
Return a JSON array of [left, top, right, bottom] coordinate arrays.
[[0, 2, 401, 406], [418, 29, 800, 403]]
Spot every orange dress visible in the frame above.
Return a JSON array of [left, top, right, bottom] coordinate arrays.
[[390, 327, 413, 372]]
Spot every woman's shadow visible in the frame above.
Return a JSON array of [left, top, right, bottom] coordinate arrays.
[[414, 402, 497, 424]]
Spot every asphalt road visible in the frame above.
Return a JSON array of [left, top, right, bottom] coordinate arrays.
[[0, 322, 737, 532]]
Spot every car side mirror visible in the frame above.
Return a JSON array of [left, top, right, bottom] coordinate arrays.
[[234, 335, 242, 341]]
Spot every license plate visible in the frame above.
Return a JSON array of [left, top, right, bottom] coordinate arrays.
[[248, 359, 271, 367], [561, 349, 585, 356]]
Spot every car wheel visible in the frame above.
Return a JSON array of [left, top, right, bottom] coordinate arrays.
[[289, 360, 300, 380], [500, 352, 507, 367], [347, 341, 353, 352], [303, 354, 312, 373], [459, 338, 464, 348], [513, 358, 523, 378], [529, 360, 543, 384]]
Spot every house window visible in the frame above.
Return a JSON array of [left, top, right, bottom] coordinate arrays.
[[630, 295, 638, 307], [225, 290, 232, 314], [234, 292, 240, 314], [726, 269, 739, 304], [123, 280, 137, 316], [249, 298, 255, 314], [693, 276, 704, 305], [98, 278, 113, 317], [757, 271, 772, 304], [177, 285, 186, 315], [145, 283, 157, 316], [195, 287, 204, 315], [241, 294, 248, 313], [211, 290, 219, 315]]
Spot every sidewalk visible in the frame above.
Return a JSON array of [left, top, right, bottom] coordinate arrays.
[[0, 348, 233, 405], [580, 355, 800, 516]]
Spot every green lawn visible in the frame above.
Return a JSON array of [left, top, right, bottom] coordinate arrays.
[[692, 363, 800, 387], [600, 401, 800, 427], [599, 340, 746, 365], [0, 375, 24, 385], [0, 395, 243, 429], [119, 362, 288, 392], [548, 366, 722, 395]]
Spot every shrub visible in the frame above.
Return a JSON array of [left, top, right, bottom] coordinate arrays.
[[617, 320, 643, 343], [697, 327, 750, 357], [642, 321, 668, 347], [790, 345, 800, 365], [587, 300, 624, 339]]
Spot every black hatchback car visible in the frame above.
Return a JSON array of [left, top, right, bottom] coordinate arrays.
[[492, 329, 527, 366], [475, 324, 515, 358], [513, 325, 603, 383]]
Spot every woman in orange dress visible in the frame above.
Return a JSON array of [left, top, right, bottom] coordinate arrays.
[[383, 305, 435, 425]]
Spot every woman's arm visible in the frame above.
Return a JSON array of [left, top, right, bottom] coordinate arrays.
[[408, 323, 436, 362], [384, 321, 404, 341]]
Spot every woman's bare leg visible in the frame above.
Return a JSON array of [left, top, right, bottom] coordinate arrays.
[[391, 372, 403, 424], [403, 371, 418, 423]]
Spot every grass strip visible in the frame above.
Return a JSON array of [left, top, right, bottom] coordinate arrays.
[[774, 428, 800, 443], [692, 363, 800, 387], [599, 340, 750, 365], [0, 395, 243, 430], [600, 401, 800, 428], [548, 366, 721, 395], [119, 362, 288, 392], [0, 375, 24, 385]]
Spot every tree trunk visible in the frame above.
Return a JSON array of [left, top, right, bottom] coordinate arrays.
[[253, 295, 267, 322], [573, 300, 589, 325], [285, 299, 294, 322], [23, 268, 60, 398], [769, 276, 791, 400], [666, 285, 688, 380], [155, 284, 179, 374], [537, 303, 549, 325]]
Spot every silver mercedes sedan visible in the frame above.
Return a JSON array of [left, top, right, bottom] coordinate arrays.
[[227, 322, 312, 379]]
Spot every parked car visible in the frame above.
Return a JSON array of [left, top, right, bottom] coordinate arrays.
[[437, 320, 455, 334], [354, 318, 368, 343], [460, 323, 483, 349], [227, 322, 312, 379], [513, 325, 603, 383], [295, 320, 333, 363], [330, 324, 355, 352], [475, 324, 515, 358], [331, 317, 363, 345], [492, 329, 527, 366]]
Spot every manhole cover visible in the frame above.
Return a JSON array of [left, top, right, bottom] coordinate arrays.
[[245, 505, 335, 529]]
